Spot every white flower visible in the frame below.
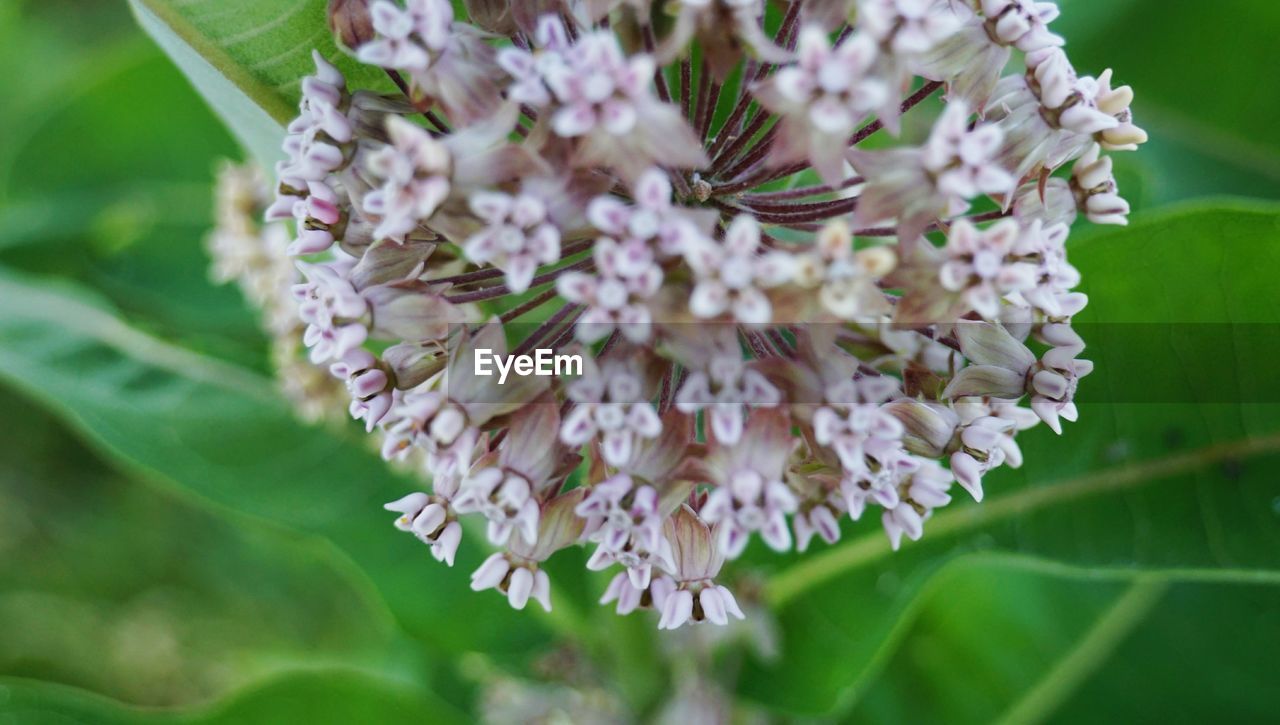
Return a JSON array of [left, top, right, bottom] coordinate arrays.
[[330, 348, 393, 431], [793, 496, 845, 551], [547, 32, 654, 138], [463, 191, 562, 293], [794, 219, 898, 320], [702, 467, 798, 557], [470, 553, 553, 611], [1071, 145, 1130, 225], [1028, 323, 1093, 434], [858, 0, 963, 55], [577, 474, 674, 589], [979, 0, 1062, 51], [560, 354, 662, 467], [699, 410, 799, 557], [292, 259, 368, 363], [675, 347, 781, 445], [559, 170, 705, 343], [938, 218, 1038, 319], [1009, 219, 1080, 317], [684, 215, 794, 325], [557, 238, 663, 344], [754, 28, 889, 184], [813, 375, 905, 475], [357, 0, 453, 70], [362, 116, 451, 242], [384, 488, 463, 566], [880, 457, 953, 549], [586, 168, 709, 259], [921, 103, 1013, 199], [454, 467, 541, 546], [949, 397, 1039, 501], [850, 103, 1011, 241]]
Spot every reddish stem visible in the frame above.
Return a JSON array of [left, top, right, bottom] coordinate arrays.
[[445, 256, 594, 304], [739, 176, 863, 203]]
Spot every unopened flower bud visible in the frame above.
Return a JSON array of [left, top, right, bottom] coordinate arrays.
[[364, 283, 463, 341], [382, 342, 445, 390], [953, 321, 1036, 371], [463, 0, 516, 34], [883, 399, 959, 458], [328, 0, 375, 50]]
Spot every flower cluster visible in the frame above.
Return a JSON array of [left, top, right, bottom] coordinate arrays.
[[258, 0, 1142, 629]]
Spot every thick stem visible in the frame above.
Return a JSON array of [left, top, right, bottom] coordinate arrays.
[[720, 195, 860, 225], [499, 286, 561, 323], [642, 25, 674, 104], [680, 58, 694, 121], [716, 120, 780, 180], [705, 0, 800, 157]]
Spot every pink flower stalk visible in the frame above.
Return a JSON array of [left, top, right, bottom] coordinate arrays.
[[262, 0, 1143, 628]]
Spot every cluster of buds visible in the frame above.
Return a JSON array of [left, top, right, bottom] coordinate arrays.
[[207, 162, 352, 423], [258, 0, 1143, 628]]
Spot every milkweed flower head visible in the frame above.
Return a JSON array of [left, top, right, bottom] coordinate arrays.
[[253, 0, 1143, 629]]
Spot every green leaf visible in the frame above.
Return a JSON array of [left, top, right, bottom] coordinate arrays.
[[0, 389, 397, 705], [734, 202, 1280, 716], [0, 668, 466, 724], [126, 0, 391, 163], [855, 560, 1280, 723], [0, 5, 269, 369], [1037, 580, 1280, 723], [853, 559, 1165, 724], [1058, 0, 1280, 205], [0, 267, 561, 658]]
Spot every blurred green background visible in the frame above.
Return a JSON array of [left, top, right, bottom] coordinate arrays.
[[1, 0, 1278, 722]]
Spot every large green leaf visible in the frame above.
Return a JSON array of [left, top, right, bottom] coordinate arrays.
[[734, 202, 1280, 716], [0, 389, 396, 706], [0, 668, 466, 724], [852, 559, 1280, 724], [1058, 0, 1280, 205], [0, 267, 572, 659], [126, 0, 393, 163], [0, 6, 268, 370]]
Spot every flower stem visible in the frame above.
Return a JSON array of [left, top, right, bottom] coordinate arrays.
[[445, 256, 594, 304]]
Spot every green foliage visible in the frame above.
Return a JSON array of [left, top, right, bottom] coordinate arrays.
[[0, 669, 467, 724], [2, 0, 1279, 721], [1056, 0, 1280, 205]]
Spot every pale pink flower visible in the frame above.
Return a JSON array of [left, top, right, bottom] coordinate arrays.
[[938, 218, 1037, 319], [463, 190, 562, 293], [754, 27, 888, 185], [683, 215, 794, 325], [560, 352, 662, 467], [362, 116, 452, 242]]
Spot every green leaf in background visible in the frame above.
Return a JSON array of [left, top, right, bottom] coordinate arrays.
[[0, 390, 396, 705], [734, 202, 1280, 717], [857, 561, 1280, 724], [126, 0, 394, 163], [0, 268, 571, 661], [0, 5, 268, 371], [0, 668, 466, 724], [1057, 0, 1280, 206]]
